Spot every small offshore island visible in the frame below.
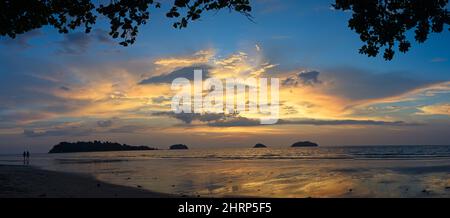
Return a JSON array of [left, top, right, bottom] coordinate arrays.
[[169, 144, 189, 150], [48, 140, 318, 153], [291, 141, 319, 147], [253, 143, 267, 148], [48, 141, 156, 153]]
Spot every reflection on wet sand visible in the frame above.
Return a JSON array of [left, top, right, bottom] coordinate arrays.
[[4, 146, 450, 198], [90, 159, 450, 198]]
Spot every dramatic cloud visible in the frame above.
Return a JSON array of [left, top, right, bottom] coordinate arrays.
[[299, 71, 321, 84], [282, 70, 321, 86], [56, 32, 92, 55], [108, 125, 149, 133], [320, 68, 436, 101], [0, 30, 42, 49], [210, 117, 419, 127], [417, 103, 450, 116], [59, 86, 71, 91], [153, 50, 214, 67], [97, 120, 113, 127], [151, 96, 172, 104], [208, 116, 261, 127], [1, 46, 449, 150], [23, 127, 93, 137], [56, 30, 114, 55], [0, 111, 50, 124], [153, 111, 418, 127], [352, 81, 450, 111], [277, 119, 420, 126], [139, 65, 212, 84], [153, 111, 233, 124]]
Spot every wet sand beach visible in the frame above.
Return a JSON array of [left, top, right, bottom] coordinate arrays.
[[0, 165, 172, 198], [1, 146, 450, 198]]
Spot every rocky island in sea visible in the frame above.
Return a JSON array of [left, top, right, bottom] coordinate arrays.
[[291, 141, 319, 147], [169, 144, 189, 150], [48, 141, 156, 153], [253, 143, 267, 148]]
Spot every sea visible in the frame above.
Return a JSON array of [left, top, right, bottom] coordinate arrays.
[[1, 145, 450, 197]]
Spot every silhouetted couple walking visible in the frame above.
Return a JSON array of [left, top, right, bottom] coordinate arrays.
[[23, 151, 30, 165]]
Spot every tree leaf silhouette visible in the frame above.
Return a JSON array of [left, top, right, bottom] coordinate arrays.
[[1, 0, 448, 60], [1, 0, 252, 47], [333, 0, 449, 60]]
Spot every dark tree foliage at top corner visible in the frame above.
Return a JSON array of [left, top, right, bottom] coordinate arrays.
[[0, 0, 448, 60], [333, 0, 450, 60], [0, 0, 252, 46]]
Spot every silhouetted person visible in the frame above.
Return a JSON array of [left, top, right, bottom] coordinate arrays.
[[22, 151, 30, 165]]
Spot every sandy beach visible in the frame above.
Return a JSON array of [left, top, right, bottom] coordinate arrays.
[[0, 165, 172, 198], [2, 146, 450, 198]]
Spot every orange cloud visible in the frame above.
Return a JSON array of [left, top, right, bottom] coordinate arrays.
[[417, 103, 450, 116]]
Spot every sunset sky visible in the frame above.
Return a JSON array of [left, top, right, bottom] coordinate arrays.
[[0, 0, 449, 153]]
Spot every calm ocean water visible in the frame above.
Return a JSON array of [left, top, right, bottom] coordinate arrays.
[[2, 145, 450, 197]]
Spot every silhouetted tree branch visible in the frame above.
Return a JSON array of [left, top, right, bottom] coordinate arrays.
[[333, 0, 449, 60], [0, 0, 448, 60], [1, 0, 252, 46]]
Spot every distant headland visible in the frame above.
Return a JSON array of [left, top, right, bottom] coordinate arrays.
[[291, 141, 319, 147], [48, 141, 157, 153]]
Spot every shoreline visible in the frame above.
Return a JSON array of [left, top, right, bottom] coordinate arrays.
[[0, 164, 174, 198]]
